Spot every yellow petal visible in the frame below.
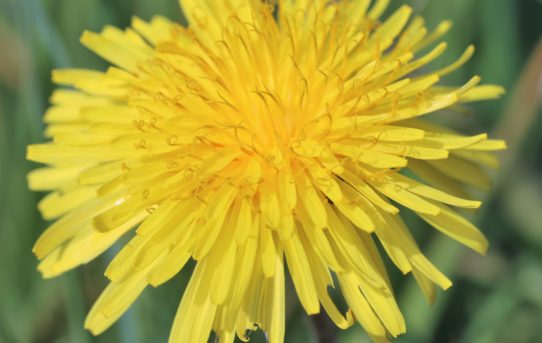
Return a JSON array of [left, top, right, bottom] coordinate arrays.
[[262, 249, 286, 343], [260, 181, 281, 229], [37, 212, 141, 279], [386, 173, 481, 209], [410, 253, 452, 290], [435, 45, 475, 77], [260, 226, 277, 278], [466, 139, 507, 151], [418, 202, 489, 254], [43, 106, 81, 123], [414, 20, 452, 52], [148, 241, 193, 287], [85, 256, 162, 335], [335, 199, 375, 233], [198, 148, 239, 179], [80, 30, 150, 71], [298, 206, 344, 273], [375, 6, 412, 45], [370, 141, 449, 160], [234, 198, 253, 245], [295, 172, 327, 229], [460, 85, 506, 102], [169, 262, 217, 343], [368, 0, 391, 20], [370, 180, 441, 215], [412, 269, 436, 304], [332, 143, 408, 168], [408, 159, 473, 200], [27, 144, 137, 165], [358, 276, 406, 337], [38, 186, 98, 220], [341, 168, 399, 214], [131, 16, 174, 45], [206, 183, 237, 220], [27, 166, 87, 191], [428, 156, 491, 191], [33, 192, 125, 259], [278, 168, 296, 209], [228, 236, 258, 314], [355, 125, 425, 142], [283, 231, 320, 314], [338, 273, 390, 343]]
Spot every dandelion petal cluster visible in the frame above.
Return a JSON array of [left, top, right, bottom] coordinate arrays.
[[27, 0, 506, 342]]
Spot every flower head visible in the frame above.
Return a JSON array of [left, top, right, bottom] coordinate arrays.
[[28, 0, 505, 342]]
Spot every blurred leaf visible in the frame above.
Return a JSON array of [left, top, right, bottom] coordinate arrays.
[[495, 37, 542, 173], [0, 21, 27, 89], [504, 170, 542, 248]]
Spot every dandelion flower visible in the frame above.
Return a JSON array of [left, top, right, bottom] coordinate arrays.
[[27, 0, 506, 342]]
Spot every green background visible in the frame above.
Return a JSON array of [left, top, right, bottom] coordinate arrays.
[[1, 0, 541, 342]]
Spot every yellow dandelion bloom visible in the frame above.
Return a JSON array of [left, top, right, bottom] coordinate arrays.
[[27, 0, 506, 342]]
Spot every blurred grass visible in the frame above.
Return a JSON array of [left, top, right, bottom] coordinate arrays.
[[1, 0, 541, 342]]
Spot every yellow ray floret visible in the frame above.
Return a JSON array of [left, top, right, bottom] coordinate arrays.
[[27, 1, 505, 342]]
